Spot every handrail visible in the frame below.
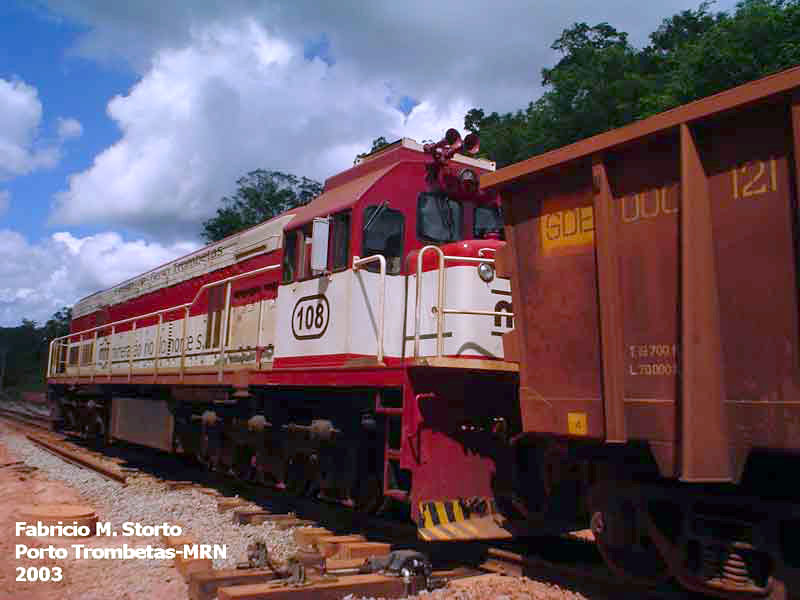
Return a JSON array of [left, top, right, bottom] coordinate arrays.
[[352, 254, 387, 363], [48, 263, 280, 380], [414, 246, 445, 357], [414, 245, 514, 358]]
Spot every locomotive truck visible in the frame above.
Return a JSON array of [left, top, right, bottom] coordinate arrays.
[[48, 66, 800, 598]]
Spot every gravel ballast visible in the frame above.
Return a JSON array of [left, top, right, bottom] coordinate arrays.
[[1, 428, 300, 569], [1, 425, 599, 600]]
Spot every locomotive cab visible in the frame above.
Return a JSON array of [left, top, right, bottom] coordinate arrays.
[[274, 135, 514, 367]]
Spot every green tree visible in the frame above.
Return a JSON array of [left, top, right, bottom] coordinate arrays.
[[464, 0, 800, 168], [202, 170, 322, 243], [41, 307, 71, 342], [0, 308, 74, 394], [642, 0, 800, 113], [0, 318, 44, 391]]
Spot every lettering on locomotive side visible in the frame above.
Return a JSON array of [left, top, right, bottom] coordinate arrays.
[[291, 294, 330, 340], [540, 206, 594, 252], [114, 245, 233, 298]]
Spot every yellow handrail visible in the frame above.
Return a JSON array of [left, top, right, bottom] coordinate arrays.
[[47, 263, 280, 380]]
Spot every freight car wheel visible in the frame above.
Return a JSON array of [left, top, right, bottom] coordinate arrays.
[[589, 492, 668, 586]]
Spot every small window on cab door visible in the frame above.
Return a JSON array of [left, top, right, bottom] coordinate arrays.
[[331, 211, 351, 271], [363, 204, 404, 274], [282, 230, 298, 283], [297, 224, 313, 280]]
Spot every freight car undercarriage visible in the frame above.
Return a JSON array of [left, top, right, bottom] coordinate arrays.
[[50, 382, 800, 598]]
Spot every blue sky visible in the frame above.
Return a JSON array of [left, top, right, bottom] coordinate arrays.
[[0, 1, 135, 242], [0, 0, 740, 326]]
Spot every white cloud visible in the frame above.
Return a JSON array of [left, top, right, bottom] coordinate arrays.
[[45, 0, 741, 113], [57, 117, 83, 140], [0, 79, 59, 179], [0, 78, 83, 180], [45, 1, 743, 241], [0, 229, 198, 326], [0, 190, 8, 217], [50, 18, 464, 239]]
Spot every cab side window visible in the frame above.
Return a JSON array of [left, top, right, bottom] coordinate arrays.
[[331, 212, 351, 271], [362, 204, 404, 274], [282, 230, 298, 283]]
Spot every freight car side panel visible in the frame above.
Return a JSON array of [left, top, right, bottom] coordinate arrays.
[[496, 82, 800, 481], [504, 165, 604, 437], [607, 134, 681, 470], [698, 104, 800, 459]]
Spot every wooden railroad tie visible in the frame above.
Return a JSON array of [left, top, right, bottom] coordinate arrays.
[[162, 532, 213, 581], [217, 573, 410, 600], [188, 568, 280, 600], [292, 527, 332, 549], [315, 535, 365, 557], [217, 497, 258, 513], [232, 510, 297, 526], [166, 480, 197, 490], [274, 518, 314, 530]]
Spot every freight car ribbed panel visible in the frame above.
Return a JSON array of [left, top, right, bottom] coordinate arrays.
[[484, 68, 800, 483]]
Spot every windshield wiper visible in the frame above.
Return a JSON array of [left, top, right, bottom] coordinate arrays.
[[363, 200, 389, 232], [436, 195, 455, 241]]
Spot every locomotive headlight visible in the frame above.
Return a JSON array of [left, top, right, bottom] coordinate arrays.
[[477, 262, 495, 282], [459, 168, 478, 193]]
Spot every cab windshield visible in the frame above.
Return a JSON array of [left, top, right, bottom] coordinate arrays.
[[417, 192, 463, 244], [474, 205, 504, 239]]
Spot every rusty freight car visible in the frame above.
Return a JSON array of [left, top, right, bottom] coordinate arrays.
[[483, 67, 800, 597]]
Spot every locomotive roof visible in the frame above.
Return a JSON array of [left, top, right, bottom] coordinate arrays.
[[72, 138, 495, 319]]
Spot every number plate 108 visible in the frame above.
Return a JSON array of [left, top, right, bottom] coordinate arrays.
[[291, 294, 330, 340]]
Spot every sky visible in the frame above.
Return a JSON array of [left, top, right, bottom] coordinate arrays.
[[0, 0, 739, 326]]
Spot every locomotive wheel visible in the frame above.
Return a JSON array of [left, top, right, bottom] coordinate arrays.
[[63, 407, 78, 432], [352, 475, 383, 514], [92, 414, 107, 446], [285, 456, 309, 497]]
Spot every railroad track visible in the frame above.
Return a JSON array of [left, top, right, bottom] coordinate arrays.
[[0, 406, 55, 431], [0, 409, 701, 599]]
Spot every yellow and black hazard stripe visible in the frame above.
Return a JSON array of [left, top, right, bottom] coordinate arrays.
[[418, 499, 478, 541], [418, 499, 466, 529], [417, 498, 506, 541]]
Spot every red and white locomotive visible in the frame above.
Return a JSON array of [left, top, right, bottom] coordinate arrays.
[[47, 130, 519, 538]]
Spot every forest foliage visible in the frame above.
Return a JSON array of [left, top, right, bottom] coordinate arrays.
[[466, 0, 800, 167]]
